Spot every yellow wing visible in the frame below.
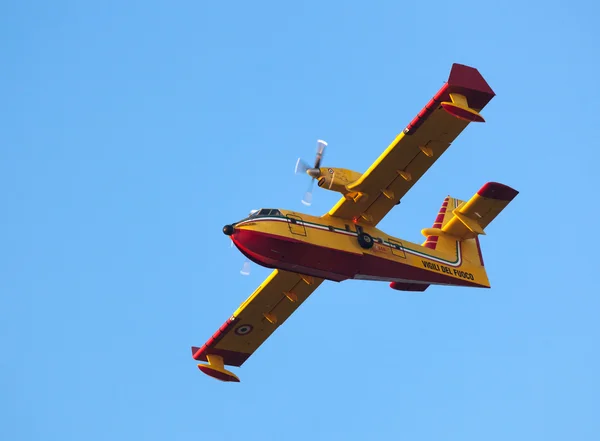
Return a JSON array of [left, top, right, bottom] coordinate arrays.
[[325, 63, 496, 226], [192, 269, 323, 378]]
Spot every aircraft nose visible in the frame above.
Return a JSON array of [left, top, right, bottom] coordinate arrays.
[[223, 224, 234, 236]]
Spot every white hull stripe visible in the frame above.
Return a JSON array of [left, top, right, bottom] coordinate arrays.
[[234, 207, 462, 267]]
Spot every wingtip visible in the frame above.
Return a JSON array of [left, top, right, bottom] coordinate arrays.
[[448, 63, 496, 97], [446, 63, 496, 111]]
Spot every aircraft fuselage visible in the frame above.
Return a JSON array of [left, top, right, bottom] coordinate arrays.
[[224, 208, 488, 288]]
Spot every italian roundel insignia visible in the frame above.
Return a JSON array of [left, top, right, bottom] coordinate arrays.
[[234, 324, 253, 336]]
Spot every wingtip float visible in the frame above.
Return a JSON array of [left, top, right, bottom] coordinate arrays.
[[197, 355, 240, 383], [193, 63, 518, 382]]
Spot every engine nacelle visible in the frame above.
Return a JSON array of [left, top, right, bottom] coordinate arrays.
[[317, 167, 362, 194]]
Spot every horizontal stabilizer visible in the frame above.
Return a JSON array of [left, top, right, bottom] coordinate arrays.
[[442, 182, 518, 240]]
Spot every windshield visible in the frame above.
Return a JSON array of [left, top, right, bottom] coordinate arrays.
[[254, 208, 281, 217], [239, 208, 282, 222]]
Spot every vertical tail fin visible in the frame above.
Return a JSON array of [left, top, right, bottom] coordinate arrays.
[[422, 196, 483, 264], [423, 196, 452, 250], [422, 182, 518, 282]]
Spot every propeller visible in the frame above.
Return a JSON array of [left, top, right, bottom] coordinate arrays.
[[240, 261, 251, 276], [295, 139, 327, 206], [229, 224, 251, 276]]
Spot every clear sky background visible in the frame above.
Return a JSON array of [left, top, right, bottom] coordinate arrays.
[[2, 1, 599, 440]]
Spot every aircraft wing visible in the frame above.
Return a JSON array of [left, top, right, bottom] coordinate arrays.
[[192, 269, 323, 381], [325, 63, 496, 226]]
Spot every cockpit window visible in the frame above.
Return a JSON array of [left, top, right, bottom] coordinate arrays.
[[247, 208, 281, 219], [259, 209, 281, 216]]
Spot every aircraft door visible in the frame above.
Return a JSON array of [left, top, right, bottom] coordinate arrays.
[[387, 238, 406, 258], [286, 214, 307, 236]]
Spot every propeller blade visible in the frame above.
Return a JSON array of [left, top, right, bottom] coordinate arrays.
[[295, 158, 310, 175], [314, 139, 327, 169], [296, 140, 327, 207], [301, 178, 315, 206], [240, 261, 251, 276], [301, 192, 312, 206]]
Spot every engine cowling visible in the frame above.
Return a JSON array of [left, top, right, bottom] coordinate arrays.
[[317, 167, 362, 194]]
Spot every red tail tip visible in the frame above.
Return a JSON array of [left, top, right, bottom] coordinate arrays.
[[477, 182, 519, 201]]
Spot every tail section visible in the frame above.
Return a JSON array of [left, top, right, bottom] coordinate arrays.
[[422, 182, 519, 283], [423, 196, 453, 250], [431, 196, 484, 267]]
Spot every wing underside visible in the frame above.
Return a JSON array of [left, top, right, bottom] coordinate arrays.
[[325, 63, 496, 226], [192, 269, 323, 380]]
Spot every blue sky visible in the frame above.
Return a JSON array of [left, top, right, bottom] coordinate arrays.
[[2, 1, 599, 439]]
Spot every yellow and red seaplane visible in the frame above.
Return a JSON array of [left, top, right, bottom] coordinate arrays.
[[192, 63, 518, 382]]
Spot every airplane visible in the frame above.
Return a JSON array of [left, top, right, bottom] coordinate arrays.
[[192, 63, 518, 382]]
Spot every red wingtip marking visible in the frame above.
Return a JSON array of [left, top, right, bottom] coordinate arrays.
[[192, 347, 250, 367], [404, 64, 495, 135], [191, 318, 252, 367], [448, 64, 495, 97], [477, 182, 519, 201]]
